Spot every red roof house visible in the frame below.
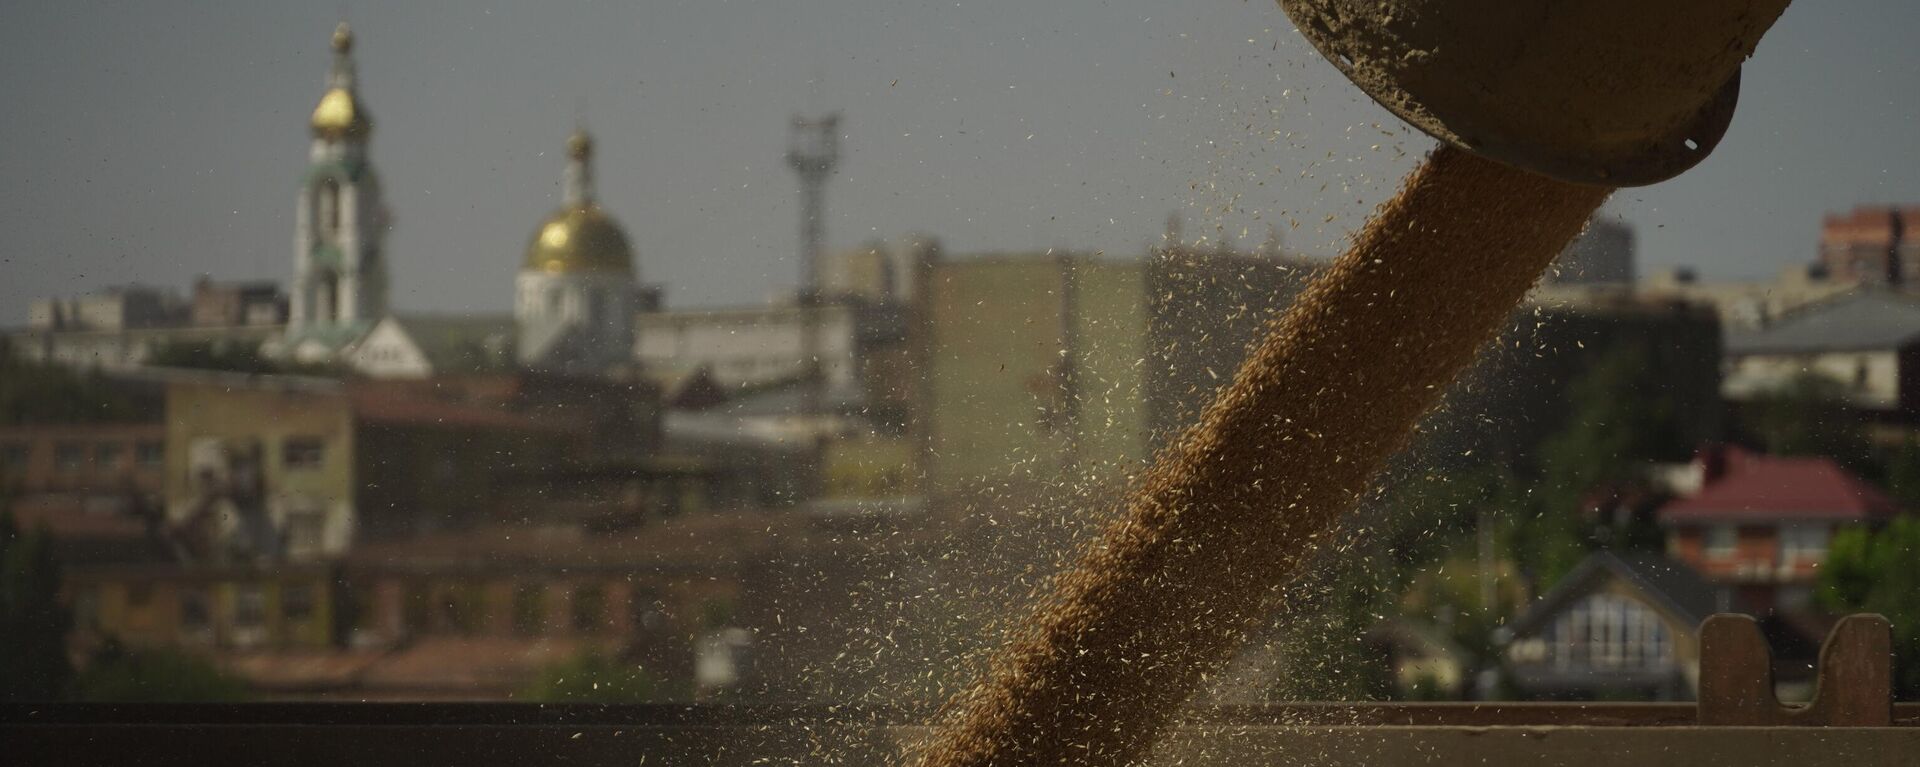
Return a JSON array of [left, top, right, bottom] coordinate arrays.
[[1657, 445, 1904, 611]]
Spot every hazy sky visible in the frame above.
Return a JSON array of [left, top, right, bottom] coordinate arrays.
[[3, 1, 1917, 318]]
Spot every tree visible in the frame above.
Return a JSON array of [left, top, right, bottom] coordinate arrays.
[[145, 341, 334, 377], [0, 357, 145, 426], [70, 641, 251, 702], [1739, 373, 1874, 473], [1882, 437, 1920, 510], [1816, 517, 1920, 698], [519, 650, 658, 703], [1521, 344, 1693, 587], [1536, 344, 1687, 507], [0, 511, 74, 701]]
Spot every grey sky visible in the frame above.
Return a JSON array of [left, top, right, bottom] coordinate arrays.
[[2, 1, 1916, 318]]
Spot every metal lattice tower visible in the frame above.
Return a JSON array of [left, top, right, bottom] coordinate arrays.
[[786, 113, 840, 434], [787, 113, 841, 300]]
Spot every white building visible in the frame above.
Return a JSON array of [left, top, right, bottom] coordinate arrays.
[[637, 304, 863, 390], [515, 130, 641, 374], [346, 314, 515, 379], [635, 240, 935, 390], [1722, 289, 1920, 412], [28, 285, 184, 332], [277, 23, 391, 363]]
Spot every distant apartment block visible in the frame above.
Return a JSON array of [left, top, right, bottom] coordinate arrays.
[[923, 245, 1318, 490], [8, 279, 287, 370], [28, 285, 185, 332], [1722, 289, 1920, 413], [1818, 205, 1920, 286], [190, 277, 289, 327]]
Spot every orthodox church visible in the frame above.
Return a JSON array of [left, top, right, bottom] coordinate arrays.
[[275, 23, 642, 378], [514, 128, 642, 374], [275, 23, 391, 363]]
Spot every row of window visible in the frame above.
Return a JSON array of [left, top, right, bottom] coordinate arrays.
[[1542, 593, 1673, 671], [0, 439, 164, 472], [78, 582, 319, 646], [398, 582, 628, 638], [1699, 524, 1829, 563], [282, 436, 326, 469], [2, 437, 328, 473]]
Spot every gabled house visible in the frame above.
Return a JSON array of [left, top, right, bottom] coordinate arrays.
[[347, 313, 515, 379], [1502, 552, 1734, 700], [1722, 289, 1920, 414], [1658, 445, 1902, 611]]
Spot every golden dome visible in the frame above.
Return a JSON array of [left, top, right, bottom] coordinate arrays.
[[311, 23, 370, 140], [311, 88, 371, 140], [525, 206, 635, 274]]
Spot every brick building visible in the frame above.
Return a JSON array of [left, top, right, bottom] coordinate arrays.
[[1658, 445, 1903, 612], [0, 422, 170, 564], [1817, 205, 1920, 286]]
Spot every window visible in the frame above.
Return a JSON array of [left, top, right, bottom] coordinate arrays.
[[235, 585, 267, 630], [282, 436, 325, 470], [1704, 525, 1737, 559], [1545, 593, 1672, 671], [93, 442, 123, 469], [283, 583, 317, 624], [54, 441, 85, 470], [285, 510, 326, 559], [441, 585, 484, 635], [318, 178, 341, 237], [571, 583, 608, 634], [512, 583, 547, 637], [0, 442, 28, 470], [1781, 525, 1830, 564], [180, 588, 213, 641], [134, 440, 164, 468]]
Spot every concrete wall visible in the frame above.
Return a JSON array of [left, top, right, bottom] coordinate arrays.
[[924, 250, 1316, 492], [924, 256, 1077, 491]]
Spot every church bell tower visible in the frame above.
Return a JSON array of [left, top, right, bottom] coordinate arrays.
[[285, 22, 389, 359]]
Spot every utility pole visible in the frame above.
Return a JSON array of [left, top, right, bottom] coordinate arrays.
[[787, 113, 840, 433]]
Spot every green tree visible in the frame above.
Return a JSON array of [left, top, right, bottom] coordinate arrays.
[[71, 641, 251, 702], [0, 511, 74, 701], [1816, 517, 1920, 698], [0, 357, 144, 426], [1537, 344, 1686, 507], [1521, 344, 1693, 587], [1882, 437, 1920, 510], [1739, 373, 1874, 473], [519, 650, 658, 703], [145, 341, 335, 377]]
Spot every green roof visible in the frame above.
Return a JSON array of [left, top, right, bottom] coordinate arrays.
[[387, 313, 516, 373]]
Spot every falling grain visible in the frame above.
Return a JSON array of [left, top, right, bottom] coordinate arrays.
[[907, 145, 1610, 767]]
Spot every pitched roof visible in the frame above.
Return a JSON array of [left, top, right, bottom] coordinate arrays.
[[1658, 446, 1900, 523], [1510, 552, 1733, 638], [1725, 289, 1920, 354], [385, 313, 515, 373]]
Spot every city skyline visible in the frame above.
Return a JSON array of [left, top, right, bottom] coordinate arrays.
[[3, 1, 1918, 318]]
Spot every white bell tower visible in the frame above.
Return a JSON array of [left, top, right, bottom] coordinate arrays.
[[285, 22, 389, 360]]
